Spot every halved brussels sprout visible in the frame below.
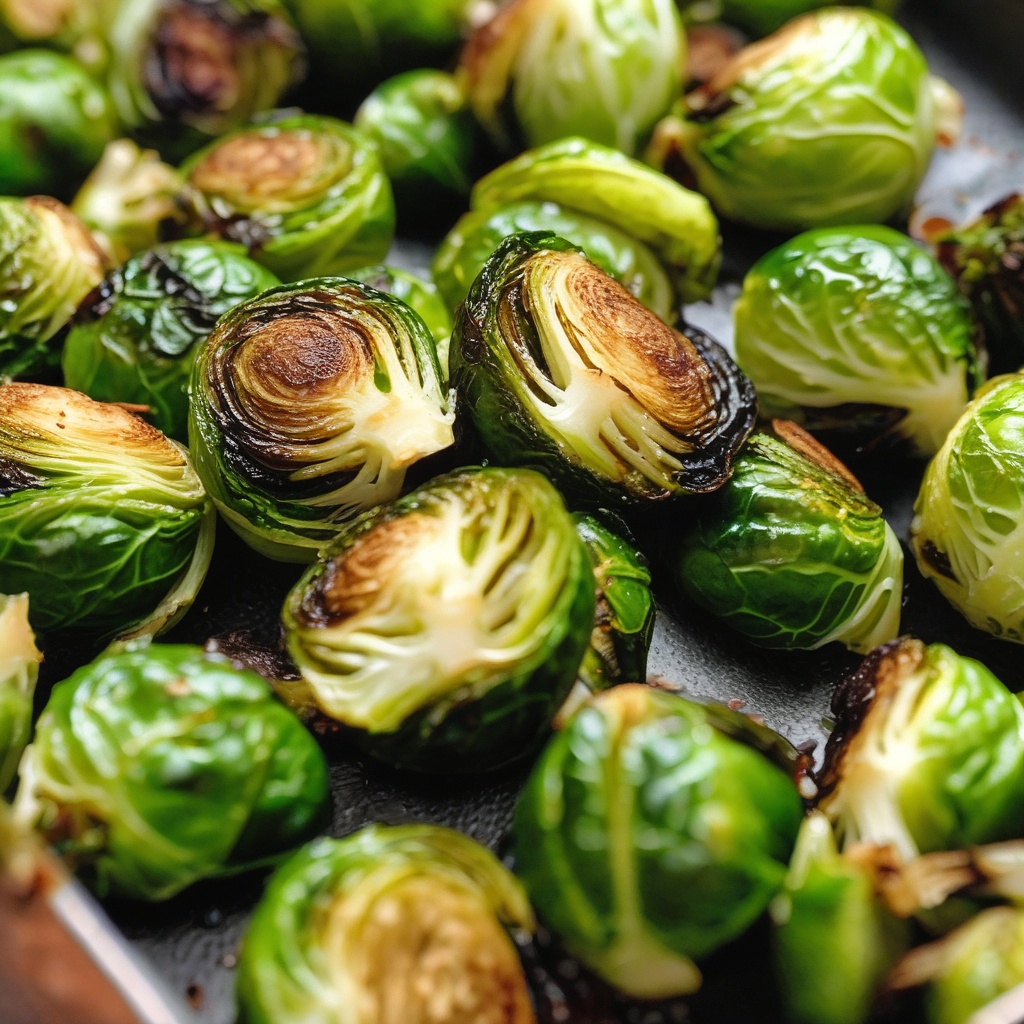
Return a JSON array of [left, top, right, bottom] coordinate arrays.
[[460, 0, 684, 157], [189, 277, 454, 562], [14, 642, 330, 900], [470, 137, 721, 304], [237, 824, 536, 1024], [0, 594, 41, 793], [514, 683, 804, 998], [911, 373, 1024, 642], [451, 233, 755, 506], [282, 466, 595, 772], [733, 226, 981, 457], [0, 196, 107, 381], [650, 9, 952, 229], [180, 114, 395, 282], [0, 49, 116, 200], [63, 240, 281, 441], [817, 638, 1024, 861], [0, 383, 214, 639], [674, 421, 903, 652]]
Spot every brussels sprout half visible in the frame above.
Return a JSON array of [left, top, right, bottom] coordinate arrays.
[[0, 594, 41, 794], [675, 421, 903, 652], [514, 684, 804, 998], [817, 638, 1024, 862], [236, 824, 536, 1024], [911, 373, 1024, 643], [189, 277, 454, 562], [180, 114, 395, 282], [451, 233, 755, 507], [283, 466, 596, 773], [63, 240, 281, 441], [734, 226, 981, 457], [460, 0, 684, 158], [14, 643, 330, 900], [0, 383, 214, 639]]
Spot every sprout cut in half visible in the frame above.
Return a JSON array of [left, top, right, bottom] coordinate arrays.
[[0, 593, 41, 793]]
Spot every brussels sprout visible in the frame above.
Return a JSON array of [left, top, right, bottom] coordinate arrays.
[[817, 638, 1024, 862], [180, 114, 395, 282], [0, 383, 214, 639], [650, 9, 952, 230], [514, 683, 804, 998], [0, 196, 107, 381], [675, 421, 903, 652], [14, 643, 330, 900], [936, 193, 1024, 375], [911, 373, 1024, 642], [237, 824, 536, 1024], [282, 466, 595, 772], [451, 233, 755, 506], [0, 594, 41, 794], [460, 0, 684, 157], [0, 49, 116, 200], [189, 277, 454, 562], [0, 0, 111, 63], [63, 240, 281, 442], [470, 136, 721, 304], [733, 226, 981, 457]]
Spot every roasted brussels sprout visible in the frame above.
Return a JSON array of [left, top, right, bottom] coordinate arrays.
[[180, 114, 395, 282], [0, 49, 116, 199], [650, 9, 953, 230], [675, 421, 903, 652], [0, 383, 214, 639], [817, 638, 1024, 861], [237, 824, 536, 1024], [63, 240, 280, 441], [911, 373, 1024, 642], [937, 193, 1024, 375], [460, 0, 684, 157], [514, 683, 804, 997], [451, 233, 755, 506], [0, 196, 107, 381], [189, 277, 454, 561], [282, 466, 595, 772], [733, 226, 981, 457], [14, 642, 330, 900], [0, 594, 40, 793]]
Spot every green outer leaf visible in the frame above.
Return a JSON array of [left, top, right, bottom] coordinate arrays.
[[675, 431, 903, 652], [63, 240, 280, 441], [471, 136, 720, 303], [282, 466, 595, 773], [0, 594, 40, 793], [236, 823, 534, 1024], [734, 225, 980, 457], [513, 684, 803, 998], [911, 372, 1024, 642], [16, 643, 330, 900]]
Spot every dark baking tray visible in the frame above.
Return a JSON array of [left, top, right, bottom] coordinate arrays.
[[33, 4, 1024, 1021]]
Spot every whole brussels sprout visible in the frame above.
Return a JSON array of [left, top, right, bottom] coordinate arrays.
[[189, 277, 454, 562], [282, 466, 595, 773], [0, 49, 116, 200], [180, 114, 395, 282], [450, 233, 755, 506], [911, 373, 1024, 643], [460, 0, 684, 158], [0, 594, 41, 793], [0, 196, 107, 381], [15, 643, 330, 900], [674, 421, 903, 652], [0, 383, 215, 639], [733, 226, 981, 457], [817, 638, 1024, 861], [236, 824, 536, 1024], [514, 683, 804, 998], [650, 9, 952, 230], [62, 240, 280, 441]]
